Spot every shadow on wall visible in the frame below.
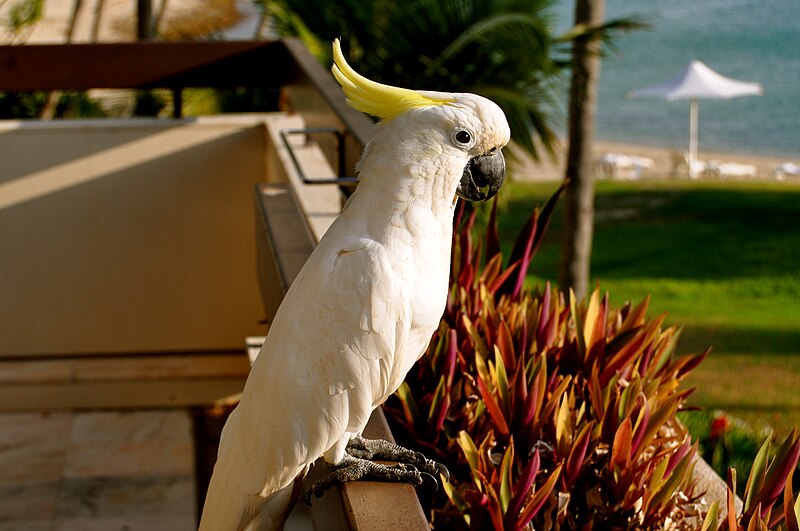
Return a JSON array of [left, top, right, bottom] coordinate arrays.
[[0, 117, 272, 357]]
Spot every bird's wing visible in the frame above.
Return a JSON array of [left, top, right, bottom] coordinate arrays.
[[221, 236, 408, 497]]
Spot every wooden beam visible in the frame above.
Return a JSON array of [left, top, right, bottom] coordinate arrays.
[[0, 353, 250, 410], [0, 41, 292, 91]]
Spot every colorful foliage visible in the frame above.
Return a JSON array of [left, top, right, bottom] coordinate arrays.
[[385, 187, 715, 529], [386, 186, 800, 529]]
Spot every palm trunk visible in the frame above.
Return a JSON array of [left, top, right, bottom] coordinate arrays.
[[153, 0, 169, 37], [560, 0, 604, 300], [40, 0, 84, 119], [137, 0, 153, 40], [91, 0, 106, 41]]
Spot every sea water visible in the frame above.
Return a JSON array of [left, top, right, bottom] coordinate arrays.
[[553, 0, 800, 158]]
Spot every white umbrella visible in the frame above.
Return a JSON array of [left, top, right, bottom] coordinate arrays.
[[628, 60, 762, 177]]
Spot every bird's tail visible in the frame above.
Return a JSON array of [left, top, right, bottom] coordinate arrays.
[[199, 455, 306, 531]]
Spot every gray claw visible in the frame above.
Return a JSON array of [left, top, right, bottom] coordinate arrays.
[[434, 461, 450, 482]]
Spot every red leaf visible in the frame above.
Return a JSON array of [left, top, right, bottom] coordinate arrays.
[[518, 463, 563, 530], [564, 421, 594, 489], [485, 196, 501, 262], [519, 366, 541, 431], [453, 198, 467, 230], [666, 437, 692, 477], [488, 260, 520, 296], [785, 474, 799, 531], [430, 392, 450, 433], [727, 468, 738, 531], [445, 328, 458, 386], [599, 329, 647, 386], [509, 214, 538, 300], [504, 449, 541, 530], [496, 321, 516, 369], [476, 375, 510, 437], [513, 353, 529, 422], [516, 317, 528, 363], [638, 342, 655, 377], [536, 282, 552, 347], [611, 417, 633, 471], [757, 432, 800, 514], [498, 182, 566, 301], [680, 347, 711, 378], [631, 397, 651, 457]]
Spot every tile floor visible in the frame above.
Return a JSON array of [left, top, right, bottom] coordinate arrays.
[[0, 410, 197, 531]]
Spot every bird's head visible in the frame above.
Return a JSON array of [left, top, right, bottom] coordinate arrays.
[[331, 39, 510, 202]]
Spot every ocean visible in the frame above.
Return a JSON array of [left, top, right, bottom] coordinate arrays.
[[553, 0, 800, 159]]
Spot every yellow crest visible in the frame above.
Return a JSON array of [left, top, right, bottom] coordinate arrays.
[[331, 39, 454, 120]]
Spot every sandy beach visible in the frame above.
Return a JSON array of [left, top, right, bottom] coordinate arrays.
[[515, 138, 800, 182], [3, 0, 798, 182]]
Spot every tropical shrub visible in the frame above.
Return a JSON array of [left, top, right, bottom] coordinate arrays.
[[385, 187, 716, 529]]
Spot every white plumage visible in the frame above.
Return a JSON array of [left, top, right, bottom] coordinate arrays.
[[199, 40, 510, 531]]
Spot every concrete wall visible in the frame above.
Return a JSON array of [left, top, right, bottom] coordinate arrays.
[[0, 116, 273, 357]]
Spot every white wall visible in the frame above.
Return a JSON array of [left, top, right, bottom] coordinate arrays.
[[0, 116, 272, 357]]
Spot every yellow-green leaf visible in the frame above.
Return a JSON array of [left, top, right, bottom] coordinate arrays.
[[583, 288, 600, 348], [744, 438, 770, 513], [651, 451, 694, 510], [474, 345, 491, 393], [499, 443, 514, 513], [569, 289, 587, 356], [795, 489, 800, 529], [441, 476, 470, 523], [700, 500, 719, 531], [556, 395, 572, 450], [395, 381, 419, 424], [463, 315, 489, 359], [648, 456, 669, 494], [457, 431, 479, 476], [494, 346, 510, 417], [427, 375, 448, 424], [519, 463, 563, 527]]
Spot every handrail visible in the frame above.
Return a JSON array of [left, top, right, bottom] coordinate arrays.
[[279, 128, 358, 184]]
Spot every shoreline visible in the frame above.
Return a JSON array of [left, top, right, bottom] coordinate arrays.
[[514, 137, 800, 182]]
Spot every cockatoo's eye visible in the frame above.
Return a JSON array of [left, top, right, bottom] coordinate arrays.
[[454, 130, 472, 145]]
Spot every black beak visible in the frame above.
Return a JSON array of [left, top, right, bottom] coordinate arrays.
[[456, 149, 505, 201]]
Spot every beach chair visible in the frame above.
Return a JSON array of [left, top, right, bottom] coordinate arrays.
[[773, 162, 800, 180]]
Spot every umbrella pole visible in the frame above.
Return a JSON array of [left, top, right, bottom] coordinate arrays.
[[689, 97, 698, 178]]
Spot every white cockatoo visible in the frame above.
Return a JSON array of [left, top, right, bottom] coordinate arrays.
[[199, 39, 510, 531]]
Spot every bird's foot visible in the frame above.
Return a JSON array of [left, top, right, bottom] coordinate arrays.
[[303, 454, 430, 504], [345, 435, 449, 482]]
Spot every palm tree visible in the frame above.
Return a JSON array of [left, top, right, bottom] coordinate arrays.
[[270, 0, 566, 160]]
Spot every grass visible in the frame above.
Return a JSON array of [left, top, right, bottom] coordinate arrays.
[[494, 178, 800, 434]]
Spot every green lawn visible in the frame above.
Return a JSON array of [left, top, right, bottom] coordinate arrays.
[[496, 178, 800, 434]]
